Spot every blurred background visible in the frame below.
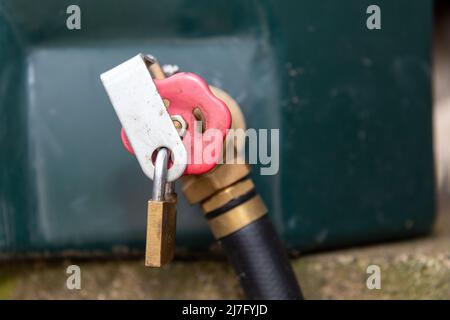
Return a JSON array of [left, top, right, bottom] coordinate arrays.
[[0, 0, 449, 299], [435, 1, 450, 202]]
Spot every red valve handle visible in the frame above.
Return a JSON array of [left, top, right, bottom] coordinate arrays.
[[121, 72, 231, 176]]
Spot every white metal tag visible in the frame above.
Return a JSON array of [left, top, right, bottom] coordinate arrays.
[[100, 54, 187, 181]]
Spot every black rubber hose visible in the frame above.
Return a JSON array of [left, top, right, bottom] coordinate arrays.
[[217, 215, 303, 300]]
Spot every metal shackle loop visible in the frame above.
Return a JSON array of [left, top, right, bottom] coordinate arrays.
[[152, 148, 169, 201]]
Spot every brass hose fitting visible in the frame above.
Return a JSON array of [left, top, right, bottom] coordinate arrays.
[[181, 87, 268, 240]]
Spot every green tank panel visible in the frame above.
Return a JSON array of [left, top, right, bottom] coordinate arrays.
[[0, 0, 434, 255]]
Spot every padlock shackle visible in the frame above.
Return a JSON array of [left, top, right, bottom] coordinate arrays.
[[152, 148, 169, 201]]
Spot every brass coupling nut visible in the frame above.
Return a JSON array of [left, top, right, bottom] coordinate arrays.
[[202, 179, 267, 239]]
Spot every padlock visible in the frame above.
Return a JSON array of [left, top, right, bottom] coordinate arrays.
[[145, 148, 177, 267], [102, 55, 231, 267]]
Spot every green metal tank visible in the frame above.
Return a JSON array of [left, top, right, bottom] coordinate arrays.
[[0, 0, 435, 256]]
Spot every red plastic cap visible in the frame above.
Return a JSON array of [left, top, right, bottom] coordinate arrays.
[[121, 72, 231, 176]]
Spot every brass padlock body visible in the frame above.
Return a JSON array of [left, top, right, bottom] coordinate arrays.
[[146, 195, 177, 267]]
